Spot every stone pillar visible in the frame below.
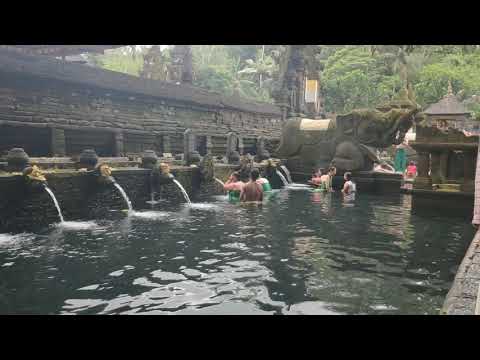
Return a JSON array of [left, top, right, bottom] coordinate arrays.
[[439, 150, 449, 183], [206, 135, 213, 155], [51, 128, 66, 156], [238, 137, 244, 155], [226, 132, 238, 155], [430, 151, 442, 184], [226, 132, 240, 164], [183, 129, 196, 165], [462, 150, 476, 193], [184, 129, 195, 153], [113, 131, 124, 157], [414, 151, 432, 189], [472, 138, 480, 225], [163, 135, 172, 154]]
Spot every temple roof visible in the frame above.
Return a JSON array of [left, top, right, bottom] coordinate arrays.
[[0, 48, 281, 116], [0, 45, 123, 57], [424, 82, 470, 116]]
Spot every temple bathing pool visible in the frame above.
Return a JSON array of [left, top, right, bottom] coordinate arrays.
[[0, 190, 474, 315]]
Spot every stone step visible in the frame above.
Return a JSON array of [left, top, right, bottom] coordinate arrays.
[[436, 183, 462, 192]]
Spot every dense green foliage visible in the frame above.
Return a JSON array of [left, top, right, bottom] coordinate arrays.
[[89, 45, 480, 118]]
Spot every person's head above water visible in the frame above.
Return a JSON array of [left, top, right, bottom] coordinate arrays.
[[250, 168, 260, 181], [344, 172, 352, 181]]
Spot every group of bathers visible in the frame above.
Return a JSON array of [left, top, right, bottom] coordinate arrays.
[[308, 166, 337, 192], [223, 165, 356, 203], [223, 168, 272, 203]]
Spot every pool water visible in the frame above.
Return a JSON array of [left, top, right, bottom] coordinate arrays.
[[0, 190, 474, 315]]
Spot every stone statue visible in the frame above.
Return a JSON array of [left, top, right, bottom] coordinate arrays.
[[238, 154, 254, 182], [199, 153, 215, 183], [187, 151, 201, 166], [276, 88, 424, 174], [226, 132, 241, 165], [255, 137, 270, 162], [141, 150, 158, 170]]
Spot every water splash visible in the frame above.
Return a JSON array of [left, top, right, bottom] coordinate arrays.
[[276, 170, 289, 187], [186, 203, 220, 211], [113, 181, 133, 214], [173, 179, 191, 204], [57, 221, 101, 231], [214, 177, 225, 187], [146, 192, 159, 207], [131, 211, 170, 220], [280, 165, 293, 184], [44, 185, 64, 223]]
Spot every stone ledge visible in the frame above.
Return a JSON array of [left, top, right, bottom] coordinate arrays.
[[443, 231, 480, 314]]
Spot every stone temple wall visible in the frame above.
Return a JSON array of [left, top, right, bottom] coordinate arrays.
[[0, 49, 284, 158]]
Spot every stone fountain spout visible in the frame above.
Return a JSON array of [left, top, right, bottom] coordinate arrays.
[[94, 163, 115, 185], [23, 165, 48, 192]]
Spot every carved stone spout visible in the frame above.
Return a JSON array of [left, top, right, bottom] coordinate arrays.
[[152, 162, 175, 187], [94, 163, 115, 185], [23, 165, 47, 191]]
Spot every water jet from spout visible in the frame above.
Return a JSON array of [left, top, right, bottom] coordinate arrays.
[[173, 179, 191, 204], [113, 181, 133, 214], [44, 185, 64, 223]]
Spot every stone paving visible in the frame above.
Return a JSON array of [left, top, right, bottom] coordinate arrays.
[[442, 230, 480, 315]]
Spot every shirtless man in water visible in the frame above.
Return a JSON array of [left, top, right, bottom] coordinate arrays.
[[240, 168, 263, 202]]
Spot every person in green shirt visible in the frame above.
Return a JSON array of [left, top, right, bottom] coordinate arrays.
[[256, 174, 272, 192], [394, 144, 408, 173]]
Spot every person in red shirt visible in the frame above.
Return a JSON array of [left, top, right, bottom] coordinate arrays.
[[405, 161, 417, 179]]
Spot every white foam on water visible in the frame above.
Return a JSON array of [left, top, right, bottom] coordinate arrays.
[[286, 184, 311, 190], [0, 233, 35, 247], [212, 195, 229, 201], [57, 221, 101, 231], [186, 203, 220, 211], [288, 183, 309, 188], [131, 211, 170, 220]]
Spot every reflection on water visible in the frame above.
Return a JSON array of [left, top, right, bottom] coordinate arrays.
[[0, 191, 474, 315]]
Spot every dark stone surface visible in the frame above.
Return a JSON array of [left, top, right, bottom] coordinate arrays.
[[0, 167, 199, 233], [0, 60, 283, 159]]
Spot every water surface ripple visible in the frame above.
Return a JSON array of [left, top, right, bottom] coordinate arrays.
[[0, 191, 473, 315]]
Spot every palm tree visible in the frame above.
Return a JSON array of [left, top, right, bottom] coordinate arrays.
[[231, 58, 256, 98], [238, 45, 277, 89]]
